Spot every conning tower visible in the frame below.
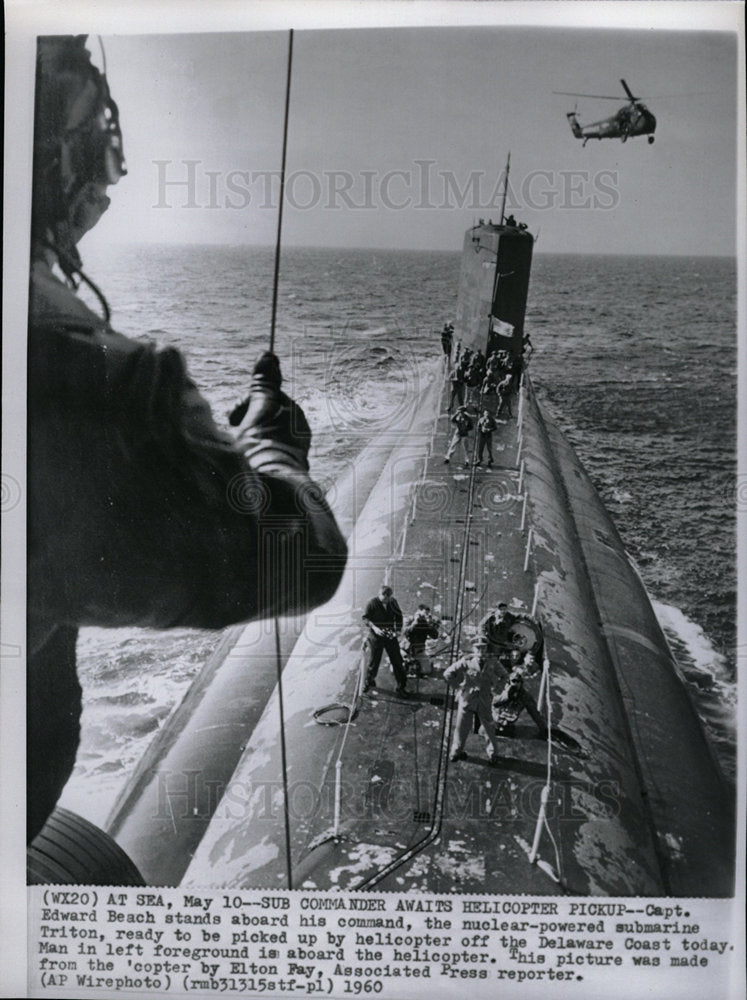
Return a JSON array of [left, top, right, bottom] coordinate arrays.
[[455, 218, 533, 358]]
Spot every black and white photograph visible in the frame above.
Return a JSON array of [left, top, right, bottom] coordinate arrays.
[[2, 1, 744, 997]]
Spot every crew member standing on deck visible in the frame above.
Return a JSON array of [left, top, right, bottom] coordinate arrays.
[[522, 332, 534, 363], [465, 350, 486, 406], [481, 369, 498, 399], [475, 408, 497, 467], [403, 604, 441, 676], [440, 322, 453, 363], [445, 404, 474, 464], [448, 362, 465, 412], [510, 353, 523, 392], [444, 638, 503, 763], [26, 35, 347, 844], [362, 585, 409, 696], [458, 347, 473, 379], [496, 371, 513, 417]]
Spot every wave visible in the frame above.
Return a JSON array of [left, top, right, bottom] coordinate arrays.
[[653, 600, 736, 782]]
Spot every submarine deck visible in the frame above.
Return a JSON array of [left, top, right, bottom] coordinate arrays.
[[291, 368, 582, 894], [180, 359, 732, 896], [183, 365, 614, 894]]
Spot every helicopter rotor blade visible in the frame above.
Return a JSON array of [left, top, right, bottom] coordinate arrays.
[[553, 90, 633, 100], [620, 79, 638, 101]]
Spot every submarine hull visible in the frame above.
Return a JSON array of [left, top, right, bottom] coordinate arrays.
[[105, 222, 733, 895], [179, 369, 732, 894]]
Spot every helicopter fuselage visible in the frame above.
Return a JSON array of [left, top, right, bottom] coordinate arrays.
[[568, 102, 656, 145]]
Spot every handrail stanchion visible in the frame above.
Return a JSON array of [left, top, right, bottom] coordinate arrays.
[[531, 580, 540, 617], [523, 527, 533, 572]]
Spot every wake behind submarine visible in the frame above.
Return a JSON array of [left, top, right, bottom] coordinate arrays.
[[86, 216, 733, 897]]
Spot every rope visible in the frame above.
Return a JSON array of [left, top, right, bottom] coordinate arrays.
[[268, 28, 295, 889], [274, 619, 293, 889], [527, 652, 562, 883], [330, 653, 366, 837], [269, 29, 293, 354], [354, 385, 484, 889], [529, 658, 552, 860], [426, 578, 490, 656], [537, 655, 548, 710], [313, 703, 359, 726]]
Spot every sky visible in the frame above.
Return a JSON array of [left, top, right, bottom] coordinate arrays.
[[74, 20, 741, 256]]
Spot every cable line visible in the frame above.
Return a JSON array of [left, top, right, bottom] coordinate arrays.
[[268, 28, 295, 890]]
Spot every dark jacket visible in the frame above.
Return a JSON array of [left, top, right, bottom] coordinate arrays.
[[362, 596, 403, 633], [27, 259, 347, 840], [451, 409, 473, 436], [28, 261, 347, 631], [404, 614, 439, 647], [477, 413, 497, 437]]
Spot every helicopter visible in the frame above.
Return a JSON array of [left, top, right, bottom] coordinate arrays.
[[555, 79, 656, 146]]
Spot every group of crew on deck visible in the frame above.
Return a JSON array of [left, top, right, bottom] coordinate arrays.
[[361, 585, 547, 764], [444, 340, 516, 467]]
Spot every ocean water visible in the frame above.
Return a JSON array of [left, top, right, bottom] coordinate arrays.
[[61, 245, 737, 824]]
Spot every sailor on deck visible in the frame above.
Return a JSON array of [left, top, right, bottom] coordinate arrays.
[[362, 585, 409, 696], [457, 348, 473, 378], [444, 404, 474, 464], [448, 363, 465, 412], [440, 322, 454, 362], [475, 409, 498, 466], [480, 602, 540, 663], [493, 650, 548, 736], [481, 370, 498, 398], [444, 638, 503, 763], [496, 372, 514, 417], [465, 351, 486, 406], [403, 604, 440, 676]]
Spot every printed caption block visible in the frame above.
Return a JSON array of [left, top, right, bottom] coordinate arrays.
[[28, 888, 739, 998]]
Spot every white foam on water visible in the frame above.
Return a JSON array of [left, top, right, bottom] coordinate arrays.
[[653, 600, 734, 688], [653, 599, 736, 780]]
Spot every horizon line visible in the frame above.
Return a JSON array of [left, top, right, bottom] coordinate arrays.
[[94, 241, 738, 260]]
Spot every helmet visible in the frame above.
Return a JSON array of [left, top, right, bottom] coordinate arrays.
[[32, 36, 126, 269]]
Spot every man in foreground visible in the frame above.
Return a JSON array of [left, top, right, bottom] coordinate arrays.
[[444, 638, 503, 763], [27, 35, 347, 842]]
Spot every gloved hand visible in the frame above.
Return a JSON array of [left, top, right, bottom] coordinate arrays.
[[233, 351, 312, 473]]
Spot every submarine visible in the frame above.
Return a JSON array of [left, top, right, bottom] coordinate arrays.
[[28, 216, 734, 897]]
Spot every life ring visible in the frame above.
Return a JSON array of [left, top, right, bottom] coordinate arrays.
[[508, 619, 543, 655], [485, 617, 543, 655]]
